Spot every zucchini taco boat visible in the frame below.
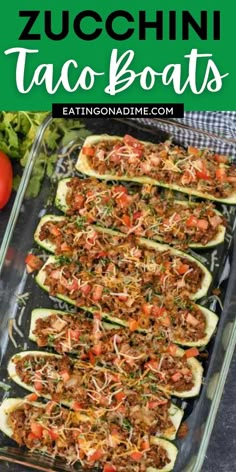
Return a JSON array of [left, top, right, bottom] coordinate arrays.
[[8, 351, 183, 439], [33, 219, 212, 301], [8, 349, 203, 398], [76, 134, 236, 204], [0, 398, 178, 472], [29, 303, 218, 352], [55, 177, 226, 249]]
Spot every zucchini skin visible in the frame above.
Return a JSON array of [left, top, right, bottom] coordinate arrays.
[[55, 178, 226, 249], [76, 135, 236, 205]]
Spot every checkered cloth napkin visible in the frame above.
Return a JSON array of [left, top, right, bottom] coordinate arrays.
[[136, 112, 236, 160]]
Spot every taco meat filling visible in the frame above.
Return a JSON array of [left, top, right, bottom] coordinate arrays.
[[62, 177, 225, 248], [82, 135, 236, 199], [8, 401, 171, 469]]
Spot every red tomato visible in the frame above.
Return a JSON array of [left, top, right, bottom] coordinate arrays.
[[92, 285, 103, 302], [0, 151, 13, 209], [186, 215, 198, 227], [121, 214, 132, 227], [195, 170, 211, 180], [197, 219, 209, 230], [82, 146, 95, 157], [215, 167, 227, 181], [92, 343, 102, 356], [31, 422, 43, 438], [124, 135, 144, 152], [88, 449, 103, 463], [26, 393, 39, 402], [177, 264, 189, 275], [72, 401, 84, 411], [128, 319, 139, 331], [25, 254, 43, 272], [48, 429, 59, 440], [185, 347, 199, 358], [168, 343, 177, 356], [152, 306, 166, 317], [103, 464, 117, 472], [171, 372, 182, 382], [130, 451, 143, 461]]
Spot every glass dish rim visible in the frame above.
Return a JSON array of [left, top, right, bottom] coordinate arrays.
[[0, 114, 236, 472]]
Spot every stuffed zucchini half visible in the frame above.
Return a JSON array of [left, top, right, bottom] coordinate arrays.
[[29, 304, 218, 353], [8, 348, 202, 400], [34, 216, 212, 302], [8, 351, 184, 439], [55, 177, 226, 249], [0, 398, 178, 471], [76, 134, 236, 204]]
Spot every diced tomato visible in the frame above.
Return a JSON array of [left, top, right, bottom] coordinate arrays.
[[25, 254, 43, 273], [103, 464, 117, 472], [168, 343, 177, 356], [72, 401, 83, 411], [60, 369, 71, 382], [80, 283, 92, 296], [121, 214, 132, 227], [96, 251, 107, 258], [196, 170, 211, 180], [188, 146, 200, 156], [34, 372, 43, 391], [177, 264, 189, 275], [197, 219, 209, 230], [88, 350, 95, 365], [115, 391, 126, 403], [133, 211, 142, 221], [186, 215, 198, 227], [48, 429, 59, 440], [171, 372, 182, 382], [214, 154, 229, 164], [152, 306, 166, 317], [140, 440, 150, 451], [118, 293, 129, 302], [113, 185, 128, 195], [128, 319, 139, 331], [116, 193, 131, 207], [68, 329, 80, 341], [124, 134, 144, 152], [185, 347, 199, 358], [142, 303, 153, 316], [26, 393, 39, 402], [92, 343, 102, 356], [74, 194, 85, 209], [83, 146, 95, 157], [88, 449, 103, 463], [92, 285, 103, 302], [145, 360, 158, 370], [31, 422, 43, 438], [215, 167, 227, 181], [186, 313, 199, 326], [130, 451, 143, 461]]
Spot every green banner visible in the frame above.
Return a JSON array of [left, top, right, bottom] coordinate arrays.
[[0, 0, 235, 110]]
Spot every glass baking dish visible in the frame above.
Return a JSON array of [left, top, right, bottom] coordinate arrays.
[[0, 115, 236, 472]]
